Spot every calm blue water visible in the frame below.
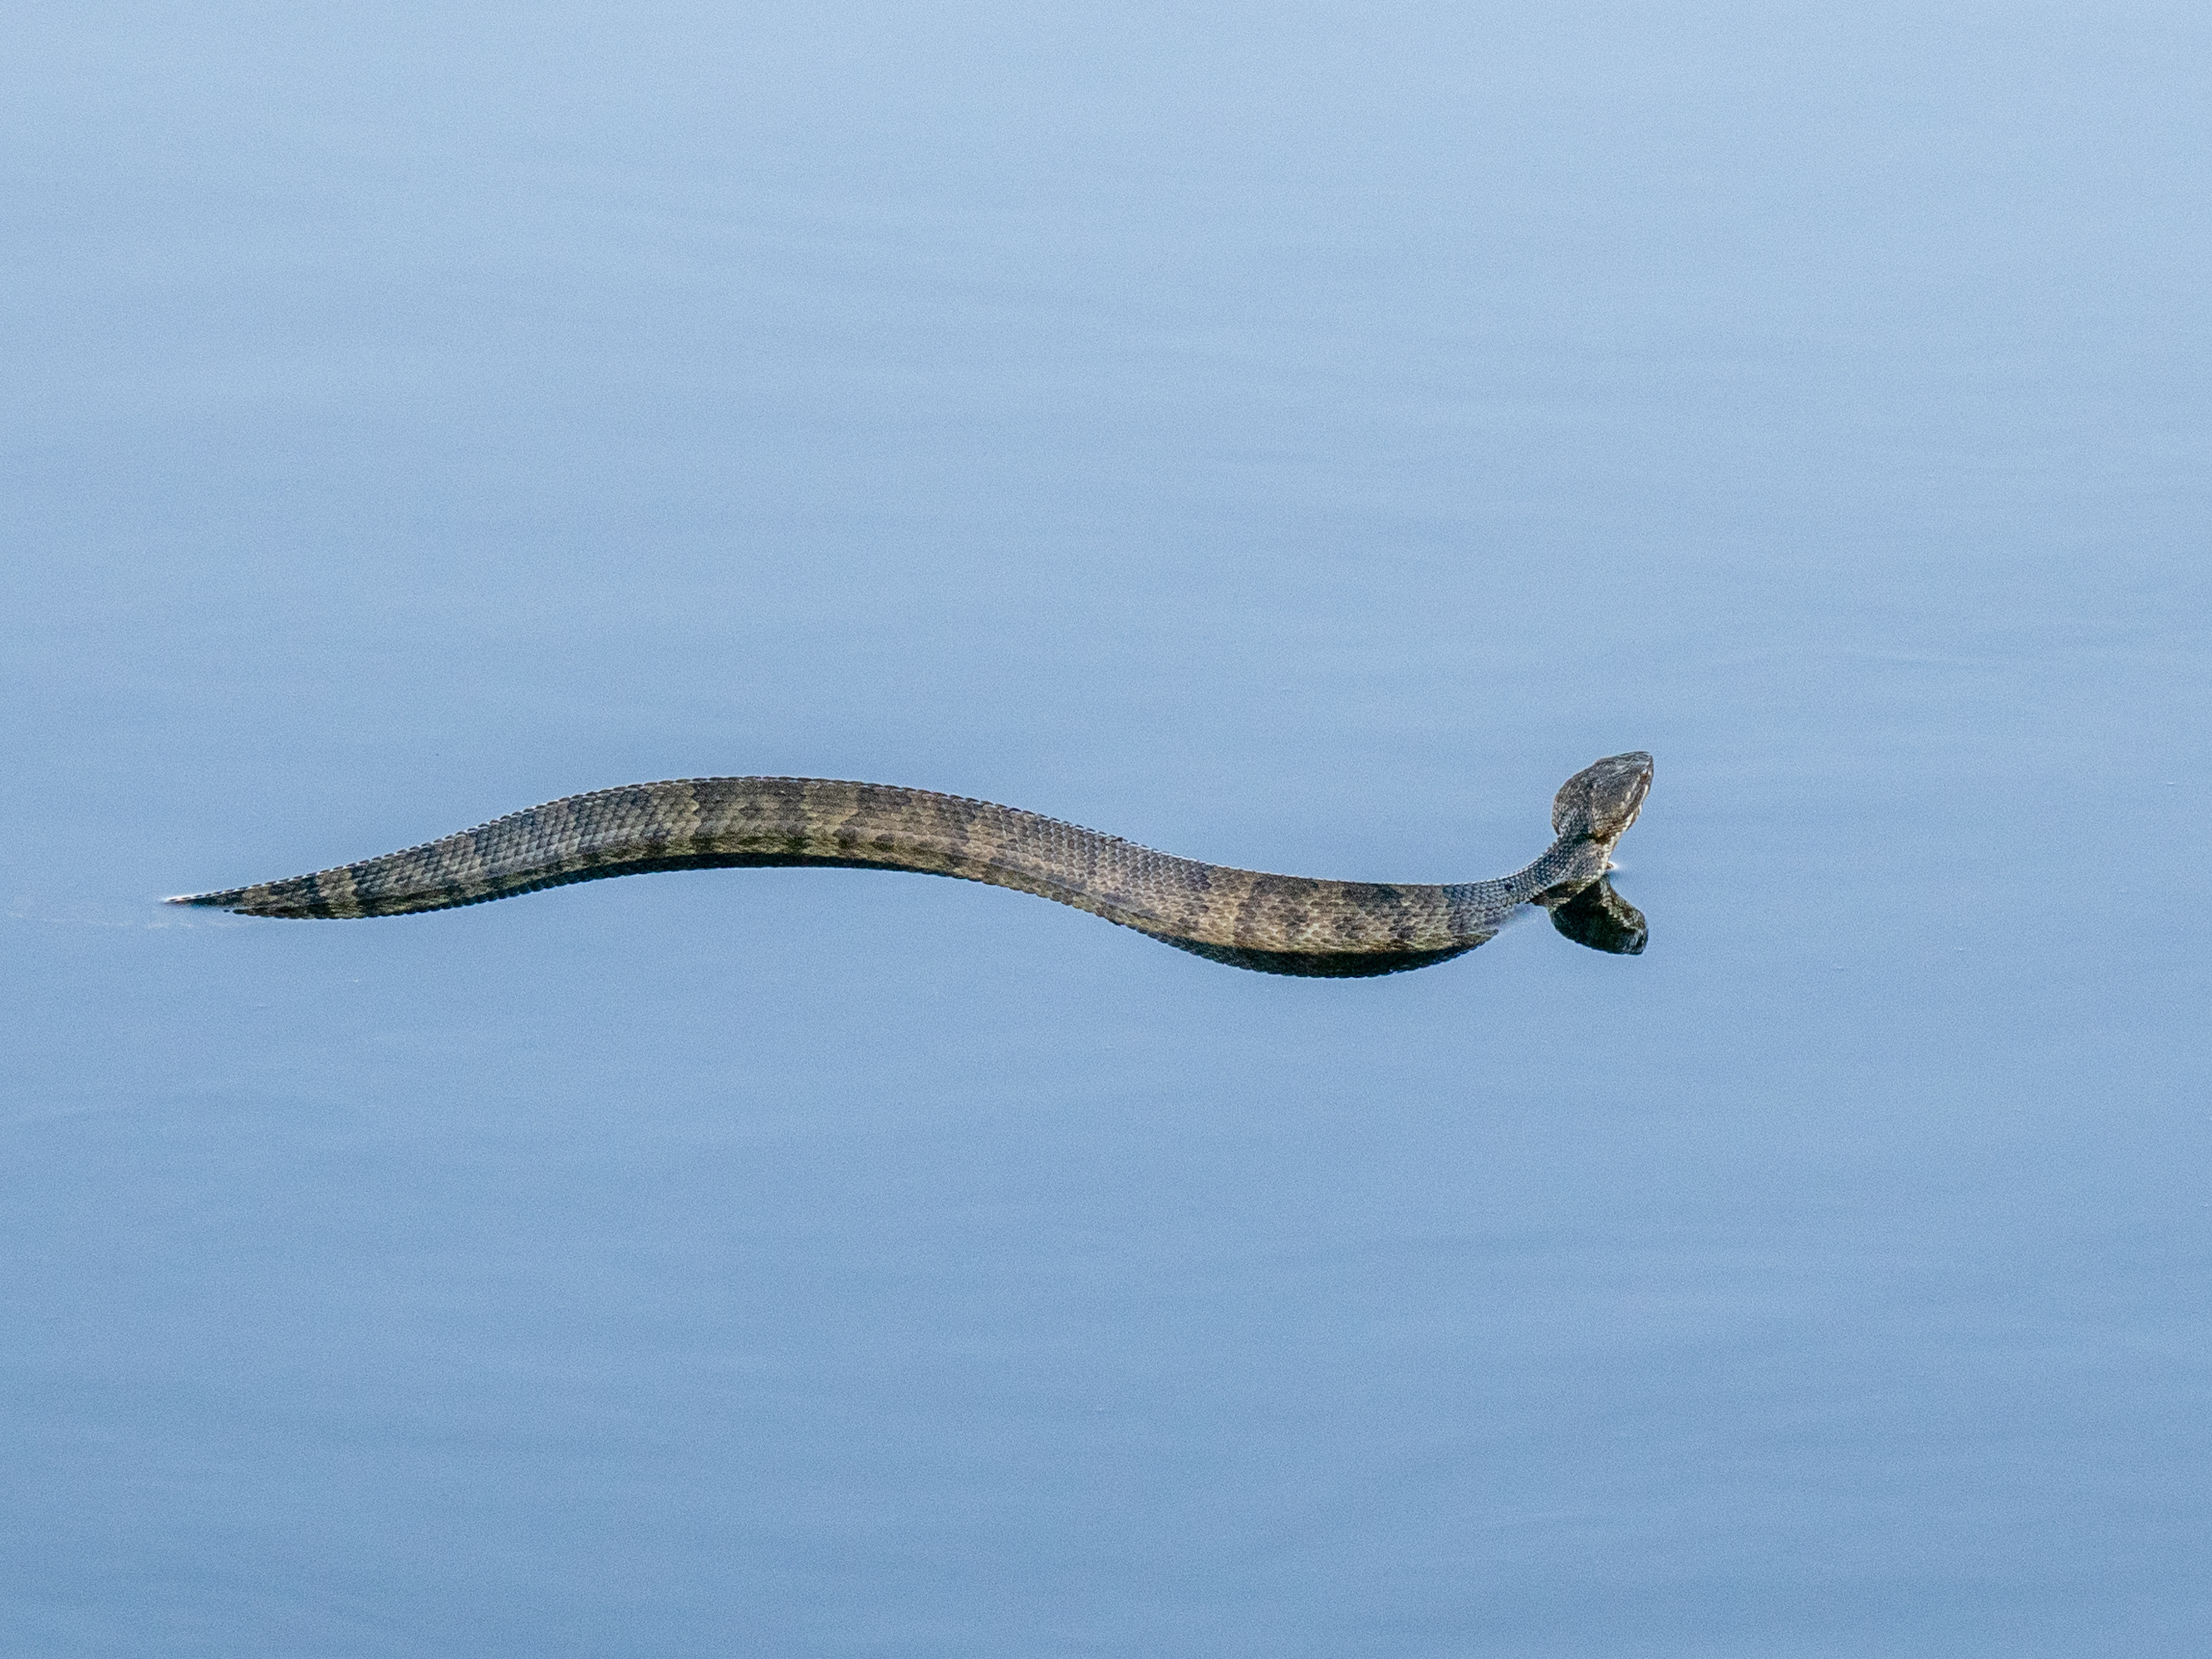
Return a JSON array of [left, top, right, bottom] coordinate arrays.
[[7, 4, 2209, 1653]]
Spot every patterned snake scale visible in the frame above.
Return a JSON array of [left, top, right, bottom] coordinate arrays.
[[172, 753, 1652, 976]]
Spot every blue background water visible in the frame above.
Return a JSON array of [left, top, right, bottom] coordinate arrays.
[[6, 4, 2208, 1653]]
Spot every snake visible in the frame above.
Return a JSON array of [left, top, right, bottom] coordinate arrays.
[[169, 752, 1652, 976]]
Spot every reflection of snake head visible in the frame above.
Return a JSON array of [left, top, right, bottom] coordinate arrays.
[[1547, 876, 1647, 955], [1551, 751, 1653, 849]]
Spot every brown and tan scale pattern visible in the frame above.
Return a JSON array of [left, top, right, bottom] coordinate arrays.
[[170, 753, 1652, 977]]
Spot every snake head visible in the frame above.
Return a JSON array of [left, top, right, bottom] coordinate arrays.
[[1551, 751, 1653, 848]]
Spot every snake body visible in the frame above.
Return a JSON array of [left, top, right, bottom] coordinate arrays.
[[171, 752, 1652, 976]]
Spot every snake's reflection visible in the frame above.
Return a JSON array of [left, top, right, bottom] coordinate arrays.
[[1547, 875, 1647, 956]]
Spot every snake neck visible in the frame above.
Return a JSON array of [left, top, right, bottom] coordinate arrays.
[[1443, 832, 1613, 940]]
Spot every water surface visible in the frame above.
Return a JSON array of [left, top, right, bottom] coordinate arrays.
[[5, 3, 2209, 1654]]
